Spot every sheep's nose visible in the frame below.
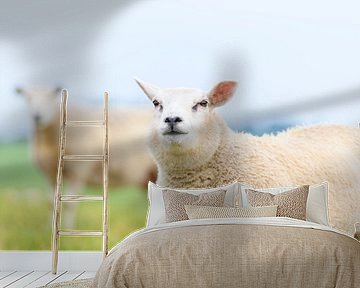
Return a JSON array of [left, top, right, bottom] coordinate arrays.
[[164, 117, 182, 126]]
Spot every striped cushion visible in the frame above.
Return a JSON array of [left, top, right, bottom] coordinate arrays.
[[184, 205, 278, 219]]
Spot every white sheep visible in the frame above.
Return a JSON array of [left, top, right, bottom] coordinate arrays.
[[17, 86, 157, 225], [136, 79, 360, 235]]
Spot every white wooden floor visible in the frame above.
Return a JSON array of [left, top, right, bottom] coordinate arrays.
[[0, 270, 95, 287], [0, 251, 102, 288]]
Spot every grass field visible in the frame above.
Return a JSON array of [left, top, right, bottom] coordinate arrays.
[[0, 142, 148, 250]]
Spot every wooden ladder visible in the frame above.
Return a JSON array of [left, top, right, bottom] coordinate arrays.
[[51, 90, 109, 274]]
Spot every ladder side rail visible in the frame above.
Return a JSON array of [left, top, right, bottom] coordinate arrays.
[[52, 89, 68, 274], [102, 92, 109, 258]]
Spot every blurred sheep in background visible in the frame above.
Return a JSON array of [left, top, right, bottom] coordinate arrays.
[[16, 86, 157, 226]]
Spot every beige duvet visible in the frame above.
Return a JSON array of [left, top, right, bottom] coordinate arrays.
[[93, 218, 360, 288]]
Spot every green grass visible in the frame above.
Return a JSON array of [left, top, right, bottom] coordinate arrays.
[[0, 142, 148, 250], [0, 142, 48, 190]]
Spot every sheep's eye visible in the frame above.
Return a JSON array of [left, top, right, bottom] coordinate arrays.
[[153, 100, 159, 107], [152, 100, 163, 111], [192, 100, 208, 112], [199, 100, 208, 107]]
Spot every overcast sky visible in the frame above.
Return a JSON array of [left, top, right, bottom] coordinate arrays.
[[1, 0, 360, 141]]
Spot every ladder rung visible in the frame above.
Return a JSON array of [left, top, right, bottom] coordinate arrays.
[[58, 230, 103, 236], [62, 155, 104, 161], [60, 195, 104, 202], [66, 120, 104, 127]]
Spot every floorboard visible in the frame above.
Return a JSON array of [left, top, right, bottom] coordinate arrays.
[[24, 271, 66, 288], [0, 251, 100, 287], [7, 271, 49, 288], [0, 271, 32, 287], [0, 270, 95, 288], [0, 272, 16, 282], [48, 271, 84, 285], [75, 271, 96, 280]]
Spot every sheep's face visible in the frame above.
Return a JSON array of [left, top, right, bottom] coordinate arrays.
[[16, 86, 61, 128], [136, 79, 237, 149]]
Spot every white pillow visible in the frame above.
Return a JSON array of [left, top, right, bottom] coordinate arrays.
[[238, 182, 329, 226], [146, 182, 237, 228]]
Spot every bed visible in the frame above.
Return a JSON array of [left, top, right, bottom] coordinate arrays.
[[92, 182, 360, 287], [93, 217, 360, 287]]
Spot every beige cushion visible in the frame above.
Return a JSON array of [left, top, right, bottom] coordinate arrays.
[[162, 189, 226, 223], [147, 182, 238, 227], [239, 182, 329, 226], [185, 205, 278, 219], [246, 185, 309, 220]]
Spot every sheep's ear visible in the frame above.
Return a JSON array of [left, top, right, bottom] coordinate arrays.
[[134, 78, 160, 101], [15, 87, 23, 95], [208, 81, 237, 107]]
